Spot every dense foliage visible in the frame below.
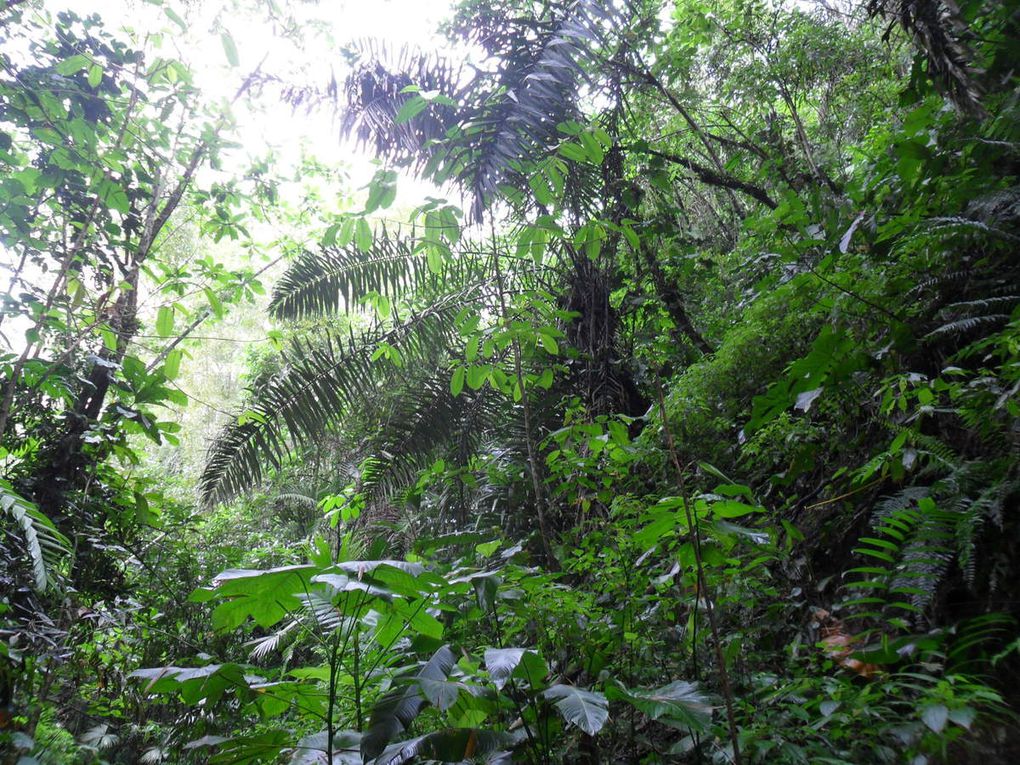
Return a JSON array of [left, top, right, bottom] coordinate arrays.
[[2, 0, 1019, 763]]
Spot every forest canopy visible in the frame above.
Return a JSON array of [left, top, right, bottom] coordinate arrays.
[[1, 0, 1019, 763]]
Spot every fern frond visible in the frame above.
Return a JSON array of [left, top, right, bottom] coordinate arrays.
[[1, 478, 70, 590], [925, 313, 1009, 340], [273, 493, 318, 510]]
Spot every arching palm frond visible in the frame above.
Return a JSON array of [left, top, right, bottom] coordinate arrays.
[[452, 0, 618, 221], [1, 478, 71, 590], [335, 1, 624, 222], [866, 0, 983, 114], [269, 234, 490, 321], [200, 296, 468, 506], [367, 373, 504, 500], [339, 40, 467, 169]]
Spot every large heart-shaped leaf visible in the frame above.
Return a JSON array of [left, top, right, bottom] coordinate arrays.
[[606, 679, 712, 730], [362, 645, 457, 759], [543, 684, 609, 735], [376, 728, 512, 765]]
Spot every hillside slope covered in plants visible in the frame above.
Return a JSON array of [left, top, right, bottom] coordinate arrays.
[[2, 0, 1019, 763]]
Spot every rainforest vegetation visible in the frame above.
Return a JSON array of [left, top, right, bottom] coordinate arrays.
[[2, 0, 1019, 762]]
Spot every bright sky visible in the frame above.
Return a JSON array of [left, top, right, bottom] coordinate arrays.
[[43, 0, 457, 206], [0, 0, 456, 356]]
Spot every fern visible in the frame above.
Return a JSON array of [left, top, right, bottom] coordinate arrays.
[[846, 498, 958, 630], [925, 313, 1010, 340], [1, 478, 70, 590]]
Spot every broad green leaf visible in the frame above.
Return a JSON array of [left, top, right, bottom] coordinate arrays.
[[204, 287, 224, 319], [606, 679, 711, 730], [155, 306, 174, 337], [921, 703, 948, 733], [362, 645, 457, 759], [375, 729, 510, 765], [559, 142, 589, 163], [394, 95, 428, 124], [164, 7, 187, 30], [484, 647, 527, 690], [221, 32, 239, 67], [709, 500, 762, 519], [543, 684, 609, 735], [450, 366, 465, 396], [189, 564, 316, 631], [355, 218, 373, 251], [56, 55, 90, 76], [163, 349, 183, 379]]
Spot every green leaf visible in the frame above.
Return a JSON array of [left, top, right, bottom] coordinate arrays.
[[606, 679, 711, 730], [221, 32, 239, 67], [426, 246, 443, 275], [375, 729, 510, 764], [709, 500, 761, 519], [155, 306, 175, 338], [466, 365, 489, 390], [1, 479, 71, 590], [189, 565, 317, 631], [485, 647, 528, 690], [362, 645, 458, 759], [87, 64, 103, 88], [450, 366, 465, 396], [559, 142, 589, 163], [204, 288, 224, 319], [394, 95, 428, 124], [322, 222, 341, 247], [164, 7, 187, 31], [56, 55, 90, 76], [543, 684, 609, 735], [129, 663, 253, 707], [163, 349, 183, 379], [355, 218, 373, 251], [921, 703, 948, 733]]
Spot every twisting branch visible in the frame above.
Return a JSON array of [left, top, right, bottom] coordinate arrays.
[[628, 145, 777, 210]]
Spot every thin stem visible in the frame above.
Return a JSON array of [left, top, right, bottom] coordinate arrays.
[[655, 378, 742, 765]]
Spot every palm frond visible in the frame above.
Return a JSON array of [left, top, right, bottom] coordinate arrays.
[[338, 39, 467, 169], [454, 1, 619, 221], [867, 0, 984, 113], [361, 374, 504, 506], [334, 1, 623, 221], [269, 233, 489, 321], [200, 297, 467, 506], [925, 313, 1010, 341], [1, 478, 70, 590]]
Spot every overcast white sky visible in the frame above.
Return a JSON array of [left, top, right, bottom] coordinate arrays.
[[40, 0, 458, 205]]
